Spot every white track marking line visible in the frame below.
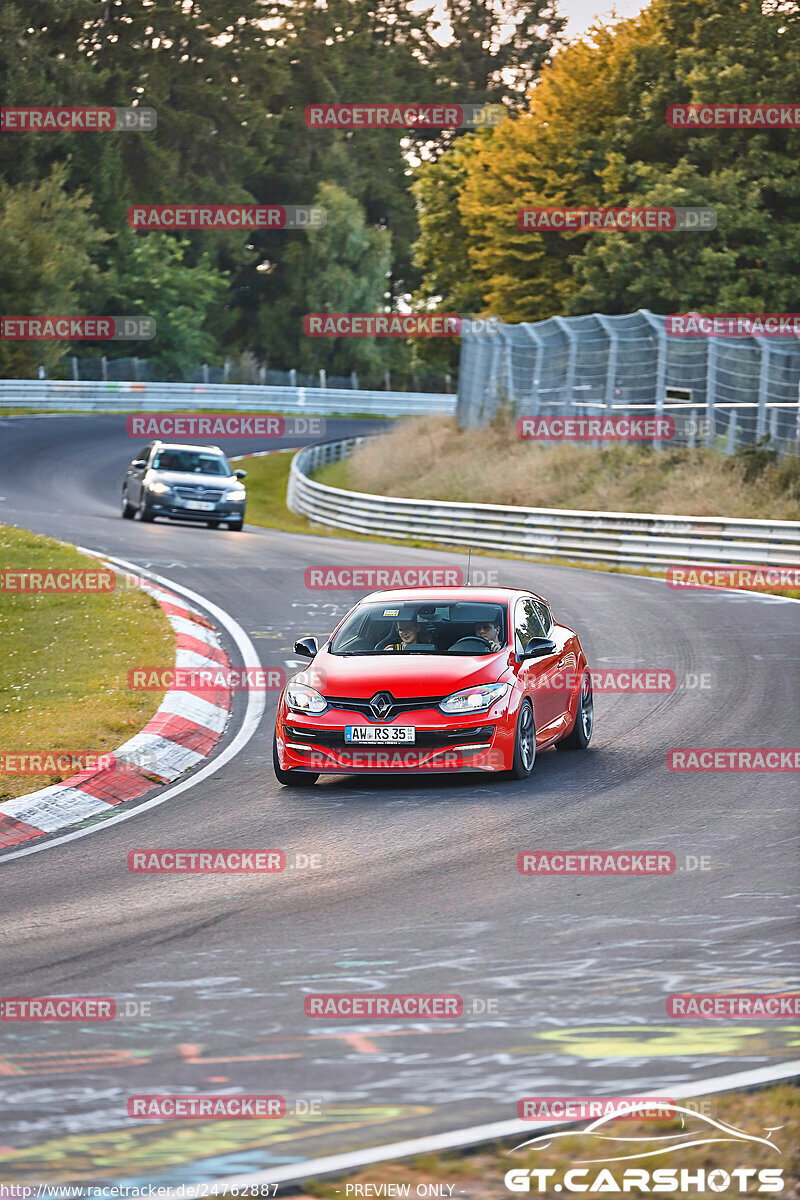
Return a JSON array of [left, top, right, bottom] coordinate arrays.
[[0, 554, 266, 864], [176, 1060, 799, 1193]]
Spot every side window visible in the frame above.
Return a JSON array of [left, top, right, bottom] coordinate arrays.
[[533, 600, 552, 634], [514, 599, 546, 653], [135, 444, 151, 463]]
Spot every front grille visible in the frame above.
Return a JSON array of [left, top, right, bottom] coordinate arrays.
[[285, 725, 494, 749], [326, 695, 446, 722], [174, 486, 224, 502]]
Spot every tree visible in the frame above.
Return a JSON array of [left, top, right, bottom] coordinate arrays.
[[103, 232, 231, 379], [437, 0, 566, 108], [263, 182, 393, 377], [415, 0, 800, 323], [0, 168, 108, 378]]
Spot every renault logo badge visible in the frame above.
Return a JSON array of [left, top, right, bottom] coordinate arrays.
[[370, 692, 392, 719]]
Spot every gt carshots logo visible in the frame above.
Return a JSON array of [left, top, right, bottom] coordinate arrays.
[[504, 1168, 784, 1193], [505, 1103, 784, 1192]]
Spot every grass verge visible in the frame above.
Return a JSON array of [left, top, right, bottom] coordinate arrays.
[[0, 525, 173, 800], [334, 416, 800, 522], [234, 449, 800, 599], [298, 1084, 798, 1199]]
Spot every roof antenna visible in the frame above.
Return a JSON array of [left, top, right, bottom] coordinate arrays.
[[466, 547, 472, 586]]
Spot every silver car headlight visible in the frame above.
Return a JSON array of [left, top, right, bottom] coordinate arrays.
[[224, 488, 247, 502], [285, 682, 327, 715], [438, 681, 508, 715], [148, 480, 171, 494]]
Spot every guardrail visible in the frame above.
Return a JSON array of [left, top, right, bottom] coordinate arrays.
[[287, 438, 800, 570], [0, 379, 455, 417]]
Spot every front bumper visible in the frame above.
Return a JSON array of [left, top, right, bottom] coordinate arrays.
[[276, 705, 515, 774], [148, 498, 245, 522]]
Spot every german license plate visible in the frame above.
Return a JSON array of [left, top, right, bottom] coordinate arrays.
[[345, 726, 415, 743], [185, 500, 216, 511]]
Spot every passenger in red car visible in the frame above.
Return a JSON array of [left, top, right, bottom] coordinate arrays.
[[384, 618, 422, 651]]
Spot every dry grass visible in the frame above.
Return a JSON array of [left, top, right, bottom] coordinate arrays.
[[330, 417, 800, 521]]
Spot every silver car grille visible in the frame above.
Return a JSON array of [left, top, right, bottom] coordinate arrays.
[[174, 486, 224, 501]]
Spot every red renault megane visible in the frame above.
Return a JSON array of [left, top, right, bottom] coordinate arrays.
[[272, 586, 593, 785]]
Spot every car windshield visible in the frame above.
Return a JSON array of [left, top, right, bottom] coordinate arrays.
[[151, 450, 231, 476], [329, 600, 508, 655]]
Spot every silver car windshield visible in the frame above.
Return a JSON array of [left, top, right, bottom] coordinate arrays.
[[151, 450, 231, 475], [330, 600, 508, 655]]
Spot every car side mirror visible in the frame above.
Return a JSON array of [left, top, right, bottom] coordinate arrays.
[[234, 469, 247, 480], [294, 636, 320, 659], [130, 459, 146, 469], [521, 636, 557, 660]]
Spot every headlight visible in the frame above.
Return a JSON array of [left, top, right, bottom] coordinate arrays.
[[148, 481, 171, 495], [225, 488, 247, 502], [285, 682, 327, 714], [439, 681, 508, 715]]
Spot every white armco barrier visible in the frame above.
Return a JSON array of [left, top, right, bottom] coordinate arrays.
[[287, 437, 800, 571]]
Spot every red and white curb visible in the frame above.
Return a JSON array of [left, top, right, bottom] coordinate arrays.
[[0, 565, 233, 850]]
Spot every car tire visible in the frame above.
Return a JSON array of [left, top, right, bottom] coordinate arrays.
[[272, 735, 319, 787], [228, 519, 243, 532], [556, 671, 593, 751], [121, 488, 135, 519], [508, 700, 536, 779], [138, 496, 155, 522]]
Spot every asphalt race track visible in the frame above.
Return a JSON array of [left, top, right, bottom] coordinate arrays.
[[1, 414, 798, 1188]]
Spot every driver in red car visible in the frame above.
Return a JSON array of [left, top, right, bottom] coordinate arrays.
[[474, 618, 502, 651]]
